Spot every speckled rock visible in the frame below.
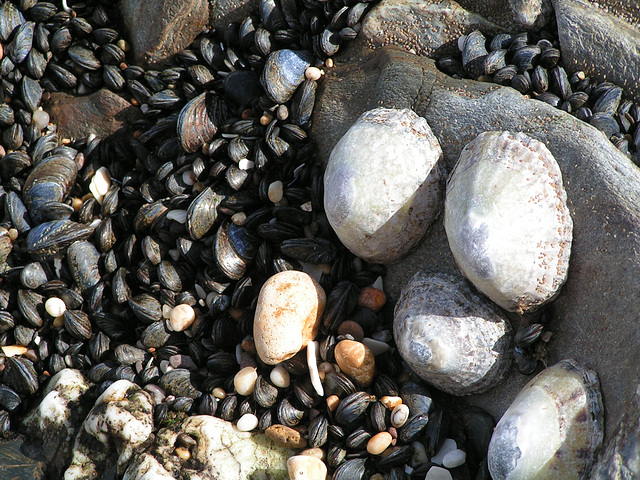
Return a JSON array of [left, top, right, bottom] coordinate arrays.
[[124, 416, 295, 480], [288, 455, 327, 480], [324, 107, 444, 264], [334, 340, 376, 387], [254, 270, 326, 365], [64, 380, 154, 479], [210, 0, 260, 31], [394, 271, 513, 395]]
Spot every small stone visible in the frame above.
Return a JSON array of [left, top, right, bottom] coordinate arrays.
[[45, 297, 66, 317], [287, 455, 327, 480], [367, 431, 393, 455], [32, 109, 49, 130], [431, 438, 457, 465], [358, 287, 386, 312], [265, 424, 308, 449], [270, 364, 291, 388], [168, 304, 196, 332], [236, 413, 259, 432], [442, 449, 466, 468], [337, 320, 364, 341], [381, 396, 402, 410], [361, 338, 390, 356], [391, 404, 410, 428], [253, 271, 326, 365], [425, 466, 453, 480], [268, 180, 284, 203], [326, 395, 339, 411], [234, 366, 258, 396], [300, 447, 325, 460], [305, 66, 323, 81], [175, 446, 191, 461], [333, 339, 375, 387]]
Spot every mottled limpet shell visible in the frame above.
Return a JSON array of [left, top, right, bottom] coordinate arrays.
[[393, 272, 513, 395], [488, 359, 604, 480], [324, 108, 444, 264], [444, 131, 572, 313]]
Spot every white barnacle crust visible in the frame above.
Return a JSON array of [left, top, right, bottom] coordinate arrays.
[[324, 107, 444, 264], [444, 131, 572, 313], [488, 359, 604, 480]]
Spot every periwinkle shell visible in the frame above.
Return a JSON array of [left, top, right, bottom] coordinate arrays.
[[393, 272, 513, 395], [487, 359, 603, 480], [444, 131, 572, 313], [324, 108, 444, 264]]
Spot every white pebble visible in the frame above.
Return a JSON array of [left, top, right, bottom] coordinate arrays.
[[32, 109, 49, 130], [162, 304, 172, 319], [442, 449, 466, 469], [391, 403, 410, 428], [305, 66, 324, 81], [267, 180, 283, 203], [194, 284, 206, 300], [45, 297, 66, 317], [234, 366, 258, 396], [431, 438, 457, 465], [92, 167, 111, 196], [300, 201, 313, 212], [167, 209, 188, 223], [372, 276, 384, 291], [168, 304, 196, 332], [410, 441, 428, 467], [425, 466, 453, 480], [457, 35, 467, 52], [236, 413, 259, 431], [182, 170, 195, 185], [307, 340, 324, 396], [270, 364, 290, 388], [238, 159, 254, 170], [361, 337, 390, 356]]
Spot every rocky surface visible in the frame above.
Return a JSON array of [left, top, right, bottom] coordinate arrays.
[[46, 89, 143, 140], [311, 46, 640, 443], [554, 0, 640, 104], [210, 0, 261, 31]]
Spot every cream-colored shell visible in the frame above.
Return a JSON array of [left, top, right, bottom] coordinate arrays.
[[444, 131, 572, 313]]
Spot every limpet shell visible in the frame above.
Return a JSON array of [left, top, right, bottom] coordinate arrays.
[[444, 131, 572, 313], [488, 359, 604, 480], [324, 108, 444, 264], [393, 272, 513, 395]]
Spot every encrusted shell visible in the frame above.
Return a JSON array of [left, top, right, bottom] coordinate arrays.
[[488, 359, 604, 480], [444, 131, 572, 313], [324, 108, 444, 264], [393, 271, 513, 395]]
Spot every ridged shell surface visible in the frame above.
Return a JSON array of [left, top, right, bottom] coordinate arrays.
[[324, 108, 444, 264], [488, 359, 604, 480], [393, 271, 513, 395], [444, 131, 572, 313]]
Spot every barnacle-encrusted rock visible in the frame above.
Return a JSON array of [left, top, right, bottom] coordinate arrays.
[[444, 131, 572, 313], [487, 359, 603, 480], [324, 107, 444, 264], [393, 271, 513, 395]]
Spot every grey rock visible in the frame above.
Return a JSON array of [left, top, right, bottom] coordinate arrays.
[[210, 0, 261, 32], [554, 0, 640, 104], [46, 89, 143, 141], [311, 45, 640, 444], [120, 0, 209, 67]]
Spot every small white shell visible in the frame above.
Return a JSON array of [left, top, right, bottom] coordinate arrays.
[[444, 131, 572, 313], [393, 272, 513, 395], [488, 359, 604, 480]]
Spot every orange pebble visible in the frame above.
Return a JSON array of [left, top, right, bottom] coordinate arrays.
[[326, 395, 340, 411], [358, 287, 386, 312]]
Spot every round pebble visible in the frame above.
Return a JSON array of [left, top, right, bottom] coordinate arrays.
[[168, 304, 196, 332], [267, 180, 284, 203], [270, 364, 291, 388], [234, 366, 258, 396], [366, 431, 393, 455], [175, 446, 191, 461], [287, 455, 327, 480], [236, 413, 259, 432], [212, 387, 226, 399], [431, 438, 457, 465], [45, 297, 66, 318], [333, 339, 375, 387], [265, 424, 308, 449], [410, 441, 429, 467], [305, 66, 323, 81], [442, 449, 467, 469], [358, 286, 386, 312], [337, 320, 364, 341], [300, 447, 325, 460], [425, 466, 453, 480], [391, 404, 410, 428], [276, 104, 289, 121], [32, 110, 49, 130]]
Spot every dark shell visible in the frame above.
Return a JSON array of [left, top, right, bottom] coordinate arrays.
[[26, 220, 94, 259], [261, 49, 311, 104], [67, 240, 101, 291], [63, 310, 92, 340], [177, 92, 218, 153], [3, 357, 38, 395]]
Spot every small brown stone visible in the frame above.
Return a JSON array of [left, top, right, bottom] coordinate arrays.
[[265, 424, 308, 449], [334, 339, 375, 387], [337, 320, 364, 341], [326, 395, 340, 411], [358, 286, 386, 312]]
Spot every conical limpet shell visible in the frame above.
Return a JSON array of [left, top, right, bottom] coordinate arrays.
[[444, 131, 572, 313], [324, 107, 444, 264], [393, 272, 513, 395], [488, 359, 604, 480]]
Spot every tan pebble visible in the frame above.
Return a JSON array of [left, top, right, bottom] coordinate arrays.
[[276, 104, 288, 121], [1, 345, 28, 357], [234, 366, 258, 396], [334, 339, 375, 387], [8, 228, 18, 241], [381, 396, 402, 410], [265, 424, 308, 449], [358, 287, 386, 312], [367, 432, 393, 455], [241, 337, 256, 353], [175, 446, 190, 461], [53, 315, 64, 328], [305, 66, 324, 81], [267, 180, 284, 203], [325, 58, 334, 68], [212, 387, 226, 399], [260, 113, 273, 125], [300, 447, 325, 460], [326, 395, 340, 411], [287, 455, 327, 480], [168, 304, 196, 332], [370, 474, 384, 480], [253, 271, 326, 365], [337, 320, 364, 341]]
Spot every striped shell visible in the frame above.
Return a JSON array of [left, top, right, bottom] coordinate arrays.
[[444, 131, 572, 313]]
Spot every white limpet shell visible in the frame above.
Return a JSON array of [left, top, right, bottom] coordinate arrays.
[[488, 359, 604, 480], [324, 107, 444, 264], [444, 131, 572, 313], [393, 272, 513, 395]]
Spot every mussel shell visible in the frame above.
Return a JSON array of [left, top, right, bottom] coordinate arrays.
[[3, 356, 38, 395], [63, 309, 92, 340], [67, 240, 101, 291], [140, 320, 171, 349], [253, 375, 278, 408], [0, 385, 21, 412], [261, 49, 312, 104], [7, 21, 34, 64], [462, 30, 488, 77], [334, 391, 375, 429], [18, 288, 45, 328], [0, 2, 25, 42], [26, 220, 94, 259], [177, 92, 218, 153]]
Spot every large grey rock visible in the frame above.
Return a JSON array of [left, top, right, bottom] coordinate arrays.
[[120, 0, 209, 67], [311, 46, 640, 444], [554, 0, 640, 104], [210, 0, 260, 32]]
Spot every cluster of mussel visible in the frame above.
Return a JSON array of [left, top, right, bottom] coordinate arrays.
[[437, 27, 640, 159], [0, 0, 501, 479]]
